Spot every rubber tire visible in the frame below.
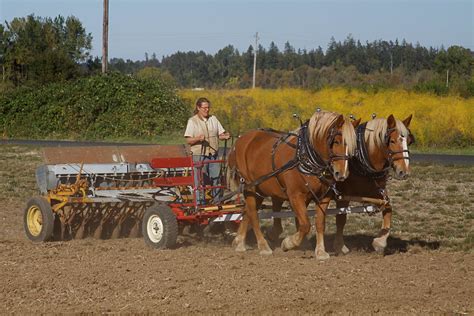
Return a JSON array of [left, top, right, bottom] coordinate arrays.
[[24, 196, 54, 242], [142, 203, 178, 249]]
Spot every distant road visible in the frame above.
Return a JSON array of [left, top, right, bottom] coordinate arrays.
[[1, 139, 473, 165]]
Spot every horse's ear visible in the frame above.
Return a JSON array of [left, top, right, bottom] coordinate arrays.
[[352, 118, 361, 128], [402, 114, 413, 128], [387, 114, 396, 129], [335, 114, 345, 127]]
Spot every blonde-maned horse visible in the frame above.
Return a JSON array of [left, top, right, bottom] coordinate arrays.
[[227, 110, 357, 260], [333, 114, 413, 254]]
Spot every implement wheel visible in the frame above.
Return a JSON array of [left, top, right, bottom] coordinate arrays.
[[142, 203, 178, 249], [24, 196, 54, 242]]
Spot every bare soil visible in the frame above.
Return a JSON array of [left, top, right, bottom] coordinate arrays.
[[0, 145, 473, 314]]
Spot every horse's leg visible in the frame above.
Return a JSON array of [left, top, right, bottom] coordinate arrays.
[[268, 198, 284, 241], [281, 195, 310, 252], [314, 197, 331, 260], [372, 204, 392, 252], [232, 193, 270, 255], [232, 212, 249, 252], [246, 194, 272, 255], [334, 201, 350, 255]]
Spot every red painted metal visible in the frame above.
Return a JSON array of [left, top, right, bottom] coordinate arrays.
[[151, 154, 242, 225]]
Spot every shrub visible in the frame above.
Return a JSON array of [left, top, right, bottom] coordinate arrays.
[[414, 80, 449, 96], [180, 87, 474, 148], [0, 72, 188, 139]]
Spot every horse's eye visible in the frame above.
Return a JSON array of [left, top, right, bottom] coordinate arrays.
[[333, 140, 340, 145], [390, 139, 396, 144]]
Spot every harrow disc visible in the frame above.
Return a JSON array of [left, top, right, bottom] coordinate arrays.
[[24, 196, 54, 242]]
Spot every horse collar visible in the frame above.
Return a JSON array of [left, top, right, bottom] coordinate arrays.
[[296, 122, 332, 177], [353, 123, 390, 179]]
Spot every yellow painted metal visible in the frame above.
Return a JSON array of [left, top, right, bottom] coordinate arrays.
[[47, 162, 93, 213], [198, 204, 244, 212], [26, 205, 43, 236]]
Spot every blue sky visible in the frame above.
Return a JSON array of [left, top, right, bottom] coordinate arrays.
[[1, 0, 472, 60]]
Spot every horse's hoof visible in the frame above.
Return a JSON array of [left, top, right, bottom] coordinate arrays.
[[372, 237, 387, 253], [334, 240, 350, 255], [315, 249, 330, 260], [235, 243, 247, 252], [233, 236, 247, 252], [341, 245, 350, 254], [281, 236, 294, 252], [259, 248, 273, 256], [335, 244, 350, 255], [232, 236, 241, 247]]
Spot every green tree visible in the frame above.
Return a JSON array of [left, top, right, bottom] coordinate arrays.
[[266, 42, 280, 69], [2, 14, 92, 86], [435, 45, 472, 79], [136, 66, 176, 86]]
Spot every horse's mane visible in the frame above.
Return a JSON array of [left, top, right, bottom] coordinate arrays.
[[308, 111, 357, 155], [365, 117, 410, 150]]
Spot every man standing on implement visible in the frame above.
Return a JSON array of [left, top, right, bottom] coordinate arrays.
[[184, 97, 230, 203]]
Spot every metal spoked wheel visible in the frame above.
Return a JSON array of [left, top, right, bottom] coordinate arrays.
[[142, 203, 178, 249], [24, 196, 54, 242]]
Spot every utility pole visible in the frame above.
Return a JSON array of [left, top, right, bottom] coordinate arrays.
[[446, 69, 449, 88], [102, 0, 109, 74], [252, 32, 259, 89], [390, 52, 393, 75]]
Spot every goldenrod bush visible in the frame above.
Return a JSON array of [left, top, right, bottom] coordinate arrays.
[[181, 88, 474, 148]]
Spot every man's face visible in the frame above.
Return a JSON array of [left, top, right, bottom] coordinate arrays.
[[198, 102, 210, 118]]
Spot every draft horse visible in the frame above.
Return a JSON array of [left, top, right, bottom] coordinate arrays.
[[332, 114, 414, 255], [227, 110, 357, 260]]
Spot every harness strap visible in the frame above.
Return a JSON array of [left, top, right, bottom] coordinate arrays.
[[243, 158, 299, 191], [352, 123, 390, 179], [297, 122, 332, 176]]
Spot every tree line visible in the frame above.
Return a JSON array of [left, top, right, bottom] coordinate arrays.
[[1, 14, 473, 96], [112, 37, 473, 96]]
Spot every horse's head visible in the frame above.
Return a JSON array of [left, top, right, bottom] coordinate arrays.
[[366, 114, 414, 179], [386, 114, 413, 179], [309, 112, 358, 182]]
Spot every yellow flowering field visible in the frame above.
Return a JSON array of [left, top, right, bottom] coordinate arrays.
[[180, 88, 474, 148]]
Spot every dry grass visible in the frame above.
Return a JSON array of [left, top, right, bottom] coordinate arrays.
[[1, 145, 472, 252], [320, 163, 474, 252], [0, 146, 42, 203]]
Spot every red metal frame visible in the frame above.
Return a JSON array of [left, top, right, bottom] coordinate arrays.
[[150, 155, 242, 225]]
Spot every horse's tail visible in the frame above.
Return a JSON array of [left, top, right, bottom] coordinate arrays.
[[226, 149, 240, 192]]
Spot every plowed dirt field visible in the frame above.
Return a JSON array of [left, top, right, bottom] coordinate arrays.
[[0, 145, 472, 314]]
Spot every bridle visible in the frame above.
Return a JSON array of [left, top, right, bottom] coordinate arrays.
[[353, 122, 414, 178], [327, 125, 351, 163], [384, 127, 414, 166]]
